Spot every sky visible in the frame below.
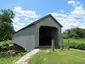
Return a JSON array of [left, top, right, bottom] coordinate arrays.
[[0, 0, 85, 32]]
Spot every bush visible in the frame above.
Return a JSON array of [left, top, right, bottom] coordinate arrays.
[[0, 40, 26, 53], [0, 40, 11, 51], [0, 51, 8, 57], [63, 40, 85, 50]]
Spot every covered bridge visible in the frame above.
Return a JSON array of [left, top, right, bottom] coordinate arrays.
[[12, 14, 62, 51]]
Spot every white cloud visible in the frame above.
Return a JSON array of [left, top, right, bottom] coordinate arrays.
[[51, 1, 85, 32], [12, 17, 20, 23], [13, 1, 85, 32], [12, 16, 27, 31], [60, 10, 64, 13], [13, 21, 26, 31], [68, 0, 82, 7], [13, 6, 40, 31], [25, 17, 28, 21], [51, 11, 85, 32], [13, 20, 34, 31], [68, 0, 75, 4], [70, 6, 85, 16], [51, 13, 67, 18], [13, 6, 39, 18], [28, 20, 34, 24]]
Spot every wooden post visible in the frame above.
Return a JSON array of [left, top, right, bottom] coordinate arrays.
[[61, 40, 63, 50], [51, 39, 54, 51], [67, 40, 70, 50]]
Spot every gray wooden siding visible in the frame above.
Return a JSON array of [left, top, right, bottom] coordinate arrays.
[[35, 16, 61, 47], [12, 26, 36, 51], [12, 16, 62, 51]]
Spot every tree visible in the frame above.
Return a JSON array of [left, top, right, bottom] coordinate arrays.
[[0, 9, 15, 40], [62, 27, 85, 39]]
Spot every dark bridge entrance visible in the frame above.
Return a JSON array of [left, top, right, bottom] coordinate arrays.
[[39, 26, 58, 47]]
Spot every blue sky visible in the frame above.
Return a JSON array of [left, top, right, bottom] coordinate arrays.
[[0, 0, 85, 32]]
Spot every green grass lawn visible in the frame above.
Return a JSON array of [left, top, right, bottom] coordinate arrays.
[[0, 52, 27, 64], [63, 39, 85, 44], [63, 39, 85, 49], [29, 49, 85, 64]]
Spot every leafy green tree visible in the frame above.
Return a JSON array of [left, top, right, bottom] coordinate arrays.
[[82, 29, 85, 38], [0, 9, 15, 40], [63, 27, 85, 39]]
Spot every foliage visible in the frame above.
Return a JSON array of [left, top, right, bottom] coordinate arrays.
[[0, 9, 15, 40], [29, 49, 85, 64], [0, 40, 11, 51], [62, 27, 85, 39], [63, 39, 85, 50], [0, 40, 28, 64], [0, 40, 26, 53], [1, 9, 15, 19]]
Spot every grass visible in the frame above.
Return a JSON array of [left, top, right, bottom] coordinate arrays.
[[63, 39, 85, 49], [0, 40, 11, 46], [63, 39, 85, 44], [0, 52, 27, 64], [29, 49, 85, 64], [0, 40, 28, 64]]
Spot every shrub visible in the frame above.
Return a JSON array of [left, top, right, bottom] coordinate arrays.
[[0, 40, 11, 51], [0, 40, 26, 53], [0, 52, 7, 57], [63, 40, 85, 50]]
